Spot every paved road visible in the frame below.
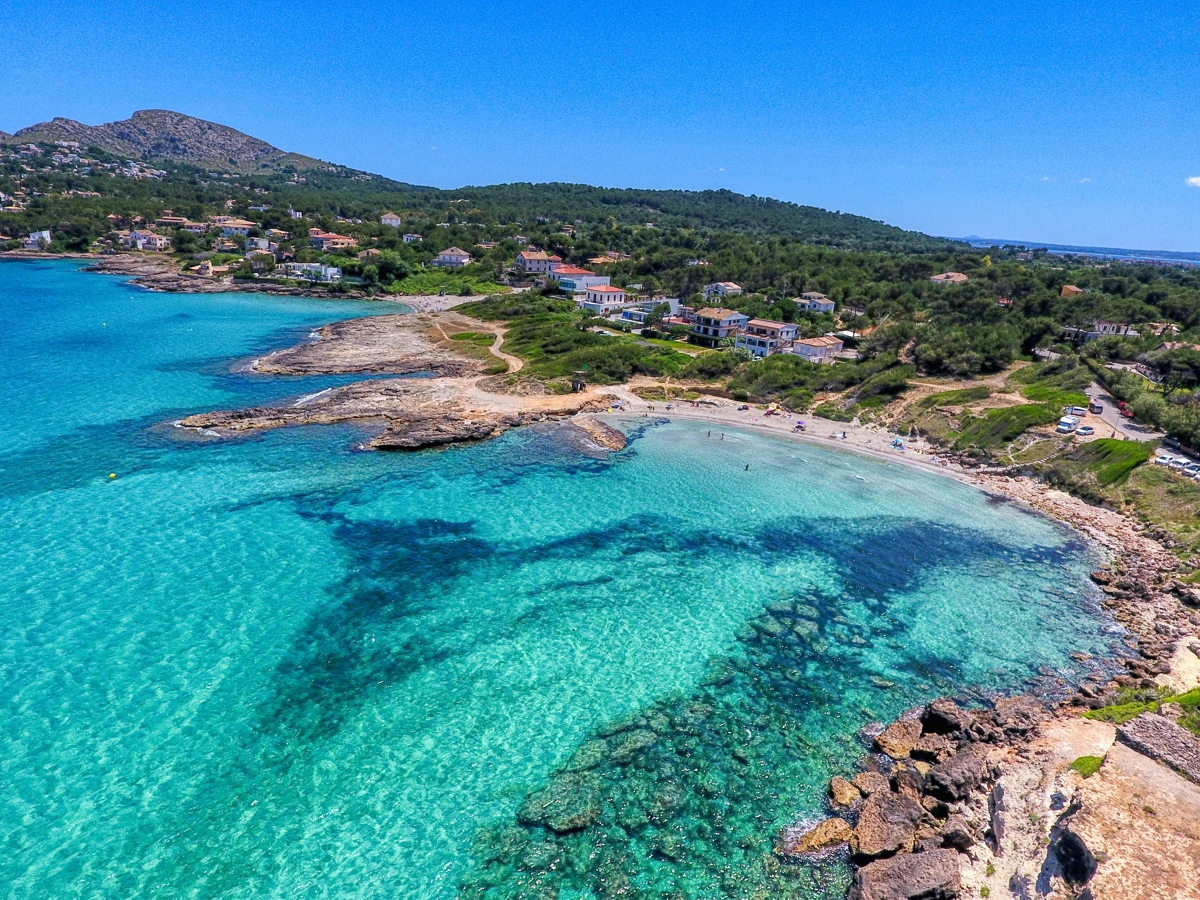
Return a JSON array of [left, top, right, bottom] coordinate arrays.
[[1086, 382, 1164, 442]]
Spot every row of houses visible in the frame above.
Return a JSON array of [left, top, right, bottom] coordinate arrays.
[[693, 308, 846, 362]]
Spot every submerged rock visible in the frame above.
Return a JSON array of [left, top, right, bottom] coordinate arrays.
[[517, 773, 602, 833], [850, 792, 924, 861], [848, 848, 961, 900]]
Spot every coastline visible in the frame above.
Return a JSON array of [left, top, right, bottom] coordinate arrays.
[[0, 251, 484, 309], [607, 397, 1200, 899], [170, 303, 1200, 896]]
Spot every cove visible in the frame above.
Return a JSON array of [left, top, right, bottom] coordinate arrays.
[[0, 261, 1118, 899]]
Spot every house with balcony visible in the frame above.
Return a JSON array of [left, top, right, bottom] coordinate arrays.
[[434, 246, 472, 268], [310, 231, 359, 251], [690, 308, 750, 348], [797, 292, 836, 313], [703, 282, 743, 298], [734, 319, 798, 358], [578, 285, 629, 314], [219, 218, 258, 236], [548, 265, 609, 293], [515, 249, 561, 274]]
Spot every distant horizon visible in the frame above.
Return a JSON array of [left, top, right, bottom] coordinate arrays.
[[3, 1, 1198, 251]]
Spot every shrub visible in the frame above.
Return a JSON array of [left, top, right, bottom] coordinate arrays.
[[1068, 755, 1104, 778]]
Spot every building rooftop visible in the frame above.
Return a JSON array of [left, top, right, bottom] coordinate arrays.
[[551, 266, 595, 276], [587, 285, 626, 293], [695, 308, 744, 319]]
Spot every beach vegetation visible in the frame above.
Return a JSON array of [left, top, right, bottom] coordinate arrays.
[[1085, 686, 1200, 735], [1068, 755, 1104, 778]]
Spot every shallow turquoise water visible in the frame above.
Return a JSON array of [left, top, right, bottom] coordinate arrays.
[[0, 261, 1118, 899]]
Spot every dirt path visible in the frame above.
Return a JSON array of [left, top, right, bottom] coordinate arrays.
[[488, 325, 523, 373]]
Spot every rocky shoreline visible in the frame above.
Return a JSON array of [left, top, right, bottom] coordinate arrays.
[[775, 478, 1200, 900], [176, 309, 627, 453]]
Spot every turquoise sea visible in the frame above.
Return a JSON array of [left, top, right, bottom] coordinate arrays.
[[1, 260, 1119, 899]]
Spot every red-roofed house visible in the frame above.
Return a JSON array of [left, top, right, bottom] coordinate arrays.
[[311, 231, 358, 251], [548, 265, 609, 292]]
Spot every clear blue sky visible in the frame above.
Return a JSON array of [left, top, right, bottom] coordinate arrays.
[[3, 1, 1199, 250]]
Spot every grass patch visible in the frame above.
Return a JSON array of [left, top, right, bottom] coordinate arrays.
[[951, 403, 1060, 452], [1070, 439, 1155, 485], [631, 386, 702, 401], [916, 385, 992, 409], [1068, 755, 1104, 778], [383, 268, 506, 296], [449, 331, 497, 346], [1085, 686, 1200, 735]]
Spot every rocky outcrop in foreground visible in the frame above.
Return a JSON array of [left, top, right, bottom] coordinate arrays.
[[180, 377, 621, 452]]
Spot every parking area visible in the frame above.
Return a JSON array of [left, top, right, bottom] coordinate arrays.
[[1152, 450, 1200, 480]]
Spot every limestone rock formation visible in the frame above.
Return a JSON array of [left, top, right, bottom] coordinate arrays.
[[850, 792, 924, 861], [847, 848, 961, 900], [926, 744, 989, 802], [776, 817, 853, 856], [874, 719, 922, 758], [830, 775, 862, 807]]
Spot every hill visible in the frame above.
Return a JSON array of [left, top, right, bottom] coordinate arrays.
[[1, 109, 953, 250], [7, 109, 320, 173]]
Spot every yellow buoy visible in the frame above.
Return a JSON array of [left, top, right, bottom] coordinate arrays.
[[109, 473, 116, 480]]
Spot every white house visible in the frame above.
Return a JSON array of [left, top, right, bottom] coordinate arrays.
[[703, 282, 743, 297], [219, 218, 257, 236], [279, 262, 343, 283], [435, 246, 471, 268], [735, 319, 798, 358], [578, 285, 628, 314], [403, 233, 422, 243], [380, 211, 403, 227], [549, 266, 609, 293], [124, 230, 171, 251], [515, 249, 561, 274], [23, 230, 52, 250], [790, 335, 844, 363], [691, 308, 750, 348], [797, 292, 836, 313]]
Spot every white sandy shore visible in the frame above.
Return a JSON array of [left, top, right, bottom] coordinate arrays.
[[603, 390, 982, 486]]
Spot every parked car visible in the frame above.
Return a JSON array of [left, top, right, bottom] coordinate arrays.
[[1117, 401, 1136, 419], [1056, 416, 1080, 433], [1088, 401, 1104, 414], [1076, 425, 1095, 436], [1063, 405, 1088, 416], [1154, 455, 1175, 465]]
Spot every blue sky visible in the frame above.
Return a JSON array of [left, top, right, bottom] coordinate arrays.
[[3, 1, 1199, 250]]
